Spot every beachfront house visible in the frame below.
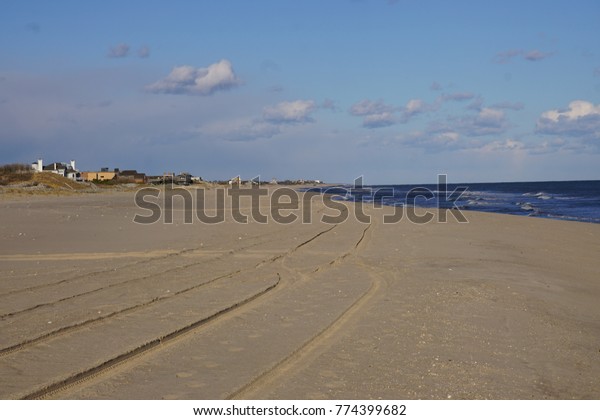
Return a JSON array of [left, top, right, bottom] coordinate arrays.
[[31, 158, 82, 181], [81, 170, 118, 182], [175, 172, 192, 185], [118, 170, 148, 184]]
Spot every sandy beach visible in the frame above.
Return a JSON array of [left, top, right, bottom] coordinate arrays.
[[0, 187, 599, 400]]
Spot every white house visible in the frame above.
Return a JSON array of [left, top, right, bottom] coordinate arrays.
[[31, 158, 82, 181]]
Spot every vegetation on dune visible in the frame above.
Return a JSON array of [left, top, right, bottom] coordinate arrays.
[[32, 172, 90, 191], [0, 163, 34, 185], [0, 163, 90, 194]]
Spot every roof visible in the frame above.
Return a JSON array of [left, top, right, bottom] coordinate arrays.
[[43, 162, 67, 170], [119, 170, 139, 176]]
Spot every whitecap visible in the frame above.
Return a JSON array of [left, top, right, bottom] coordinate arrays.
[[520, 203, 535, 212]]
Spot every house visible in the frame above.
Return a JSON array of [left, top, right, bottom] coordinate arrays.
[[174, 172, 192, 185], [31, 158, 82, 181], [147, 176, 164, 185], [65, 168, 82, 182], [43, 162, 68, 176], [118, 170, 147, 184], [81, 171, 117, 182], [31, 159, 44, 173]]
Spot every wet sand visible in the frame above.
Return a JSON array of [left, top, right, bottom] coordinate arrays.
[[0, 188, 599, 399]]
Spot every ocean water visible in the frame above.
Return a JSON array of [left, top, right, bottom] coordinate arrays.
[[305, 180, 600, 224]]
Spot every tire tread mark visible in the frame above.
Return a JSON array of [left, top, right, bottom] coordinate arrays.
[[314, 222, 373, 272], [228, 222, 379, 399], [22, 276, 280, 400], [0, 227, 288, 299], [1, 225, 338, 356], [0, 269, 241, 357], [0, 236, 282, 319], [227, 272, 382, 400]]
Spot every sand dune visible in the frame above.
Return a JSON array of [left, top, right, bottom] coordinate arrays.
[[0, 189, 599, 399]]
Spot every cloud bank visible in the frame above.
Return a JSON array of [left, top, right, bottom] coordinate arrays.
[[146, 60, 241, 95]]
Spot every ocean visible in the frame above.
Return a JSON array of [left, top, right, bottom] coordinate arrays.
[[305, 180, 600, 224]]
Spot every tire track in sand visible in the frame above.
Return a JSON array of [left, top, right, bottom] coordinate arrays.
[[40, 223, 350, 399], [228, 270, 383, 400], [0, 225, 338, 356], [23, 224, 342, 399], [0, 223, 341, 400], [0, 226, 290, 299], [228, 219, 379, 400], [0, 230, 288, 318], [21, 277, 280, 400]]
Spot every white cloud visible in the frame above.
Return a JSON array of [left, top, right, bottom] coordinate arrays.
[[263, 100, 316, 124], [349, 99, 393, 117], [146, 60, 241, 95], [478, 107, 505, 121], [349, 99, 434, 128], [463, 108, 508, 136], [363, 112, 395, 128], [398, 98, 438, 122], [198, 99, 317, 141], [350, 100, 396, 128], [539, 100, 600, 122], [536, 100, 600, 140], [108, 43, 130, 58], [404, 99, 427, 115]]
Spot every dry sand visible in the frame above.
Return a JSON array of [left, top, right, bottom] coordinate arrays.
[[0, 187, 599, 399]]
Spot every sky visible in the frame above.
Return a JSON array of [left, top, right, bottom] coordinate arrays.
[[1, 0, 599, 184]]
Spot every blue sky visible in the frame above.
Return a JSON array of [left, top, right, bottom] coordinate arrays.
[[1, 0, 599, 183]]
